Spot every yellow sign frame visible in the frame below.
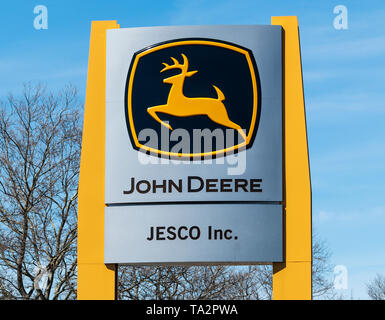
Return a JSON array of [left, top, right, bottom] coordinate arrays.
[[78, 17, 312, 300], [272, 16, 312, 300], [77, 21, 119, 300]]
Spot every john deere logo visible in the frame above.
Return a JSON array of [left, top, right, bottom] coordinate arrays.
[[125, 38, 261, 159]]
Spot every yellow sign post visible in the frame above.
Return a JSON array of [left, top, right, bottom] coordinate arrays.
[[78, 17, 311, 300], [271, 16, 312, 300], [78, 21, 119, 300]]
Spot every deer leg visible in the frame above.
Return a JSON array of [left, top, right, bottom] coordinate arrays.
[[207, 109, 247, 141], [147, 106, 173, 130], [223, 121, 247, 142]]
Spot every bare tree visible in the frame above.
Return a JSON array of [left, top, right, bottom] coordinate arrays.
[[117, 265, 272, 300], [118, 233, 336, 300], [0, 83, 81, 300], [367, 274, 385, 300], [311, 232, 336, 299]]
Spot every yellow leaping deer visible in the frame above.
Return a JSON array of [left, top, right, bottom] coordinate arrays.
[[147, 54, 247, 141]]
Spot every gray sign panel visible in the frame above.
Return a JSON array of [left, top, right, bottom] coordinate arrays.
[[105, 203, 283, 264], [104, 25, 283, 264], [105, 25, 282, 204]]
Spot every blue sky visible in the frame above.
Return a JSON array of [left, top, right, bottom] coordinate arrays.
[[1, 0, 384, 299]]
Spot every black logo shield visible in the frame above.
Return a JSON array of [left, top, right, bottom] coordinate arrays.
[[125, 38, 261, 159]]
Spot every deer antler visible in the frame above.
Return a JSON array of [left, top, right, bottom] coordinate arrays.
[[161, 54, 189, 73]]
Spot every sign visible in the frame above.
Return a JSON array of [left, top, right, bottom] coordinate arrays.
[[105, 204, 282, 264], [125, 39, 260, 158], [104, 25, 283, 264]]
